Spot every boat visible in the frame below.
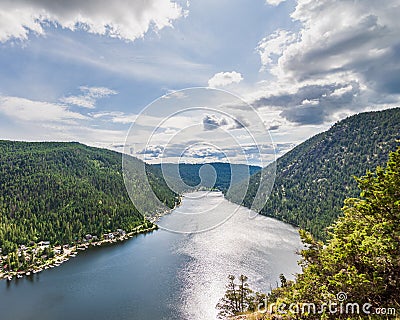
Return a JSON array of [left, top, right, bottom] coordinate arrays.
[[7, 276, 12, 281], [26, 272, 31, 276]]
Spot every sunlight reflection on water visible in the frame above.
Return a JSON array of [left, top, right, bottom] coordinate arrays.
[[160, 191, 302, 319]]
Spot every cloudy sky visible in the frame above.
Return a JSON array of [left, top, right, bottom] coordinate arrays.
[[0, 0, 399, 165]]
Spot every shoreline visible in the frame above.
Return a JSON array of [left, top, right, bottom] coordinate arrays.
[[0, 197, 183, 282], [148, 195, 182, 224], [0, 224, 157, 281]]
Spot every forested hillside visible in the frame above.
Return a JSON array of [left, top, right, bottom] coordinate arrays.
[[218, 146, 400, 319], [273, 147, 400, 319], [0, 141, 178, 254], [154, 163, 261, 192], [228, 108, 400, 240]]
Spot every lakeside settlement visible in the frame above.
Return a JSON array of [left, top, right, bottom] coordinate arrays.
[[0, 197, 181, 281], [0, 224, 157, 281]]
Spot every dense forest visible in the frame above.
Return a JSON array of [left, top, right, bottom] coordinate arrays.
[[0, 141, 178, 255], [154, 163, 261, 193], [228, 108, 400, 240], [218, 146, 400, 319]]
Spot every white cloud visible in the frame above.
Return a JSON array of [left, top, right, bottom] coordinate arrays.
[[202, 114, 245, 131], [272, 0, 400, 87], [301, 99, 319, 106], [183, 145, 225, 160], [0, 95, 86, 122], [80, 86, 117, 98], [61, 96, 95, 109], [265, 0, 287, 6], [138, 145, 165, 158], [257, 30, 296, 69], [0, 95, 131, 151], [202, 114, 228, 130], [90, 111, 122, 119], [110, 114, 138, 124], [0, 4, 45, 41], [208, 71, 243, 87], [254, 0, 400, 126], [0, 0, 185, 42], [89, 111, 137, 124], [61, 86, 117, 109], [329, 85, 354, 97], [162, 90, 187, 100]]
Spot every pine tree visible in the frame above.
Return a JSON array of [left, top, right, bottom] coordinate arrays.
[[216, 274, 265, 319], [271, 146, 400, 319]]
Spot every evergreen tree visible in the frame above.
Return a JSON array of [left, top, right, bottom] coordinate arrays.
[[271, 146, 400, 319], [216, 275, 266, 319], [0, 140, 178, 256], [229, 108, 400, 240]]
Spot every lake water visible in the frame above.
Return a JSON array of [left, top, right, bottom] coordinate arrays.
[[0, 191, 302, 319]]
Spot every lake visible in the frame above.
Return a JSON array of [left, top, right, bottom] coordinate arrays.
[[0, 191, 302, 319]]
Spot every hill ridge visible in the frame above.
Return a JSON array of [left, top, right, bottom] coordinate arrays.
[[228, 107, 400, 239]]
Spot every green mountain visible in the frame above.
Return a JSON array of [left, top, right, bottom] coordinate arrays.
[[219, 147, 400, 319], [228, 108, 400, 240], [154, 163, 261, 193], [0, 141, 178, 254]]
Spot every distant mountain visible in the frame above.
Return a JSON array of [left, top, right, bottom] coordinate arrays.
[[154, 163, 261, 193], [0, 141, 178, 254], [227, 108, 400, 240]]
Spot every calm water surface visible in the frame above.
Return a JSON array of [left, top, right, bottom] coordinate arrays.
[[0, 192, 302, 319]]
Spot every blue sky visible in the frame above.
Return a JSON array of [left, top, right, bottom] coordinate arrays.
[[0, 0, 399, 165]]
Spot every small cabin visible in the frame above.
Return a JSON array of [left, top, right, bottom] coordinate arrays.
[[38, 241, 50, 247]]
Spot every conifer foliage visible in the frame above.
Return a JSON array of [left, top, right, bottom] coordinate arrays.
[[230, 108, 400, 240], [219, 146, 400, 319], [0, 141, 177, 254], [271, 146, 400, 319], [216, 274, 266, 319]]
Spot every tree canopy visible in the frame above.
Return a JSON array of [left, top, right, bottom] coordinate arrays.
[[0, 141, 178, 254], [229, 108, 400, 240], [270, 146, 400, 319]]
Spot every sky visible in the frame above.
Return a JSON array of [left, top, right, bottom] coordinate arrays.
[[0, 0, 399, 165]]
